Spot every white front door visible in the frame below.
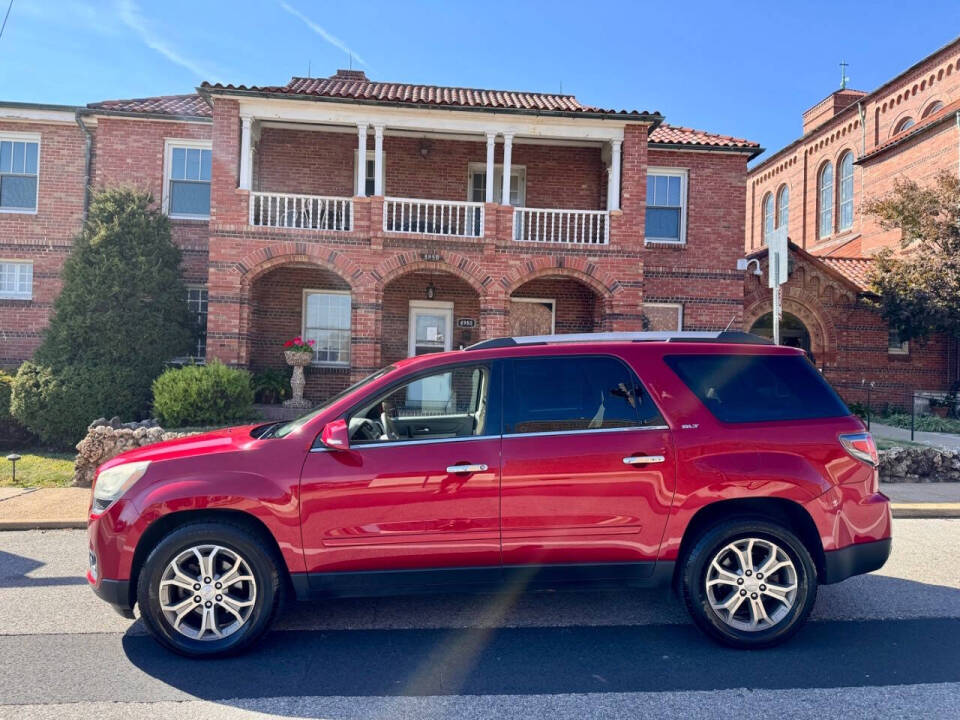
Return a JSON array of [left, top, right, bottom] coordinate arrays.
[[408, 301, 454, 407]]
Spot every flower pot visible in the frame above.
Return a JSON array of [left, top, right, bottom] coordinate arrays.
[[284, 350, 314, 367]]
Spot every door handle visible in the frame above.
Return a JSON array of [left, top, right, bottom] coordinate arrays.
[[446, 463, 488, 474], [623, 455, 665, 465]]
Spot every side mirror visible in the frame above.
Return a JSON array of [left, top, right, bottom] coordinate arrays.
[[321, 418, 350, 450]]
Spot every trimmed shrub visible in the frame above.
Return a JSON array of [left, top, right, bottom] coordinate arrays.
[[0, 370, 33, 450], [0, 371, 11, 421], [10, 362, 146, 448], [152, 362, 254, 428]]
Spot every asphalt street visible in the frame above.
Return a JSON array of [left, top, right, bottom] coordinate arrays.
[[1, 520, 958, 719]]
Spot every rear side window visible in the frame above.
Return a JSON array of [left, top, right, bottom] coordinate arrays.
[[505, 356, 664, 434], [664, 354, 849, 423]]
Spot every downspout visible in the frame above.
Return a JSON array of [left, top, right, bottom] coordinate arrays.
[[956, 110, 960, 178], [74, 111, 93, 220]]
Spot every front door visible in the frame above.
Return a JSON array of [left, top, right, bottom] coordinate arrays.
[[499, 354, 675, 572], [299, 361, 502, 579]]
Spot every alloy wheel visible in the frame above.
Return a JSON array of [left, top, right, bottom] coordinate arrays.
[[704, 537, 798, 632], [158, 544, 257, 641]]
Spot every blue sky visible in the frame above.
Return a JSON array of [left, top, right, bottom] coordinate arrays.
[[2, 0, 959, 163]]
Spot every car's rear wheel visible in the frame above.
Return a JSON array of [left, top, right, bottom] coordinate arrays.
[[137, 522, 282, 657], [680, 518, 817, 648]]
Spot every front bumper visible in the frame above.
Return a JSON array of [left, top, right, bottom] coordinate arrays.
[[87, 569, 135, 618], [821, 537, 892, 584]]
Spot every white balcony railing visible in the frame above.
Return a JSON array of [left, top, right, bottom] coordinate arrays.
[[250, 192, 353, 231], [513, 208, 609, 245], [383, 197, 484, 238]]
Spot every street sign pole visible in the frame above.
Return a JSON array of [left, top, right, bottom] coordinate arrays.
[[768, 226, 788, 345]]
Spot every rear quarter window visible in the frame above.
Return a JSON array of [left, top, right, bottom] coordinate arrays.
[[664, 353, 850, 423]]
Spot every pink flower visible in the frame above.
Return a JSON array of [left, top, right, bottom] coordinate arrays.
[[307, 339, 316, 346]]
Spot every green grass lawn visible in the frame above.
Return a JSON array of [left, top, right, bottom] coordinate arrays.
[[875, 438, 926, 451], [0, 451, 75, 488]]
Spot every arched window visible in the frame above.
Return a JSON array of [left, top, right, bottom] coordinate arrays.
[[776, 185, 789, 230], [838, 152, 854, 231], [762, 192, 774, 243], [893, 117, 915, 134], [818, 162, 833, 239], [922, 100, 944, 118]]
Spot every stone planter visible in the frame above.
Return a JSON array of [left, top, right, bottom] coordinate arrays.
[[283, 350, 314, 409]]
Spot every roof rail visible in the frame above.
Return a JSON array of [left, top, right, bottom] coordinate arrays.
[[464, 331, 773, 351]]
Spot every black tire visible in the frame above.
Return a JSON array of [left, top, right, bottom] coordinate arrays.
[[680, 517, 817, 649], [137, 521, 283, 658]]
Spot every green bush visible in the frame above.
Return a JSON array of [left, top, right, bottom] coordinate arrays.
[[152, 362, 254, 428], [876, 411, 960, 434], [0, 371, 11, 421], [10, 362, 146, 448]]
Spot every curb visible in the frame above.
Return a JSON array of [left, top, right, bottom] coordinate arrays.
[[0, 504, 958, 531]]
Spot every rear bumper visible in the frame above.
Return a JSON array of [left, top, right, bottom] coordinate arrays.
[[821, 537, 892, 585]]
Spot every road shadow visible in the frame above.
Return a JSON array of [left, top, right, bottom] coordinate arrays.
[[0, 550, 88, 588], [121, 574, 960, 717]]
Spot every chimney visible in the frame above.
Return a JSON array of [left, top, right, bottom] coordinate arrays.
[[802, 89, 867, 134], [330, 69, 369, 82]]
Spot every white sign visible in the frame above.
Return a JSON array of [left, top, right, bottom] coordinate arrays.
[[767, 225, 788, 289]]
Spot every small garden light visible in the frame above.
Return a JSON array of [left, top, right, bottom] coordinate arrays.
[[6, 454, 21, 485]]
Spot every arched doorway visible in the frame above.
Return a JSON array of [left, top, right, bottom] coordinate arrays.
[[750, 312, 814, 359], [509, 275, 603, 336]]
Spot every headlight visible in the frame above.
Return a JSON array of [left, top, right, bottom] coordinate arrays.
[[92, 461, 150, 514]]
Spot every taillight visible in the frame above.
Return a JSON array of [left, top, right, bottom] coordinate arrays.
[[839, 432, 879, 466]]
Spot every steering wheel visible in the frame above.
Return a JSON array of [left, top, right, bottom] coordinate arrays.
[[353, 417, 384, 442], [381, 400, 401, 440]]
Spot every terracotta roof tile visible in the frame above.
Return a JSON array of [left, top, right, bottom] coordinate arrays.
[[816, 256, 875, 291], [201, 71, 659, 117], [87, 94, 210, 117], [649, 124, 761, 152]]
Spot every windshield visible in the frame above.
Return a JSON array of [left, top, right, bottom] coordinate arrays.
[[270, 365, 397, 438]]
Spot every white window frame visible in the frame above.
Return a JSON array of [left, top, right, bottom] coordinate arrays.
[[0, 259, 33, 300], [510, 297, 556, 334], [354, 150, 386, 196], [645, 167, 688, 245], [888, 328, 909, 355], [467, 163, 527, 206], [163, 138, 212, 220], [302, 288, 352, 367], [186, 284, 208, 362], [643, 302, 683, 331], [0, 131, 41, 215]]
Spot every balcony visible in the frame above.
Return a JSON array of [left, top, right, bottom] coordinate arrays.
[[383, 198, 483, 238], [513, 208, 609, 245], [250, 192, 353, 231]]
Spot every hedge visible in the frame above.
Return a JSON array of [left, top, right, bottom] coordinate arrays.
[[152, 362, 254, 428]]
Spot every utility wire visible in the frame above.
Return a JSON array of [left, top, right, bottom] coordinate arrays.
[[0, 0, 13, 43]]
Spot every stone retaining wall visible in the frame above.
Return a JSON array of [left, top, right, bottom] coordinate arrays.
[[879, 446, 960, 483], [73, 418, 195, 488]]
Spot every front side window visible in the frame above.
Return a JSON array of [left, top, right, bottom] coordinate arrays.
[[303, 291, 351, 365], [888, 328, 909, 355], [0, 261, 32, 299], [505, 356, 664, 434], [349, 363, 492, 444], [665, 353, 849, 423], [838, 152, 854, 231], [818, 162, 833, 239], [646, 169, 687, 243], [167, 143, 211, 218], [187, 286, 208, 360], [0, 137, 39, 211], [776, 185, 789, 229], [762, 193, 774, 243]]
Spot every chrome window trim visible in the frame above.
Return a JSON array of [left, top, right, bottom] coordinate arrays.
[[504, 425, 669, 439], [311, 434, 495, 452]]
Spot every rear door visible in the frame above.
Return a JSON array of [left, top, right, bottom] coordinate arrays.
[[499, 354, 675, 574]]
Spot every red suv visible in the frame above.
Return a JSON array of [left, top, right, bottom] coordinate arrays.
[[87, 331, 891, 656]]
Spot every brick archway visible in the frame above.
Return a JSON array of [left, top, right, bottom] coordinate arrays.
[[373, 251, 490, 297], [236, 244, 363, 291], [744, 294, 837, 365]]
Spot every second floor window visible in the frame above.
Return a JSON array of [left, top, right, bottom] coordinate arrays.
[[0, 136, 39, 212], [777, 185, 789, 230], [166, 141, 211, 218], [762, 192, 774, 243], [646, 168, 687, 244], [818, 162, 833, 239], [838, 152, 854, 231]]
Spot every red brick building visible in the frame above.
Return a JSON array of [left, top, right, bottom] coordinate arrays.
[[745, 38, 960, 404], [1, 70, 760, 401]]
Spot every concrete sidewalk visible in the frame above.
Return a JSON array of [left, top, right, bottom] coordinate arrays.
[[0, 483, 958, 530]]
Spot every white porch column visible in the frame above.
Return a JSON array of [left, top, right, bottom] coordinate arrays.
[[608, 138, 622, 211], [485, 132, 496, 203], [356, 123, 368, 196], [373, 124, 384, 196], [500, 132, 513, 205], [239, 116, 253, 190]]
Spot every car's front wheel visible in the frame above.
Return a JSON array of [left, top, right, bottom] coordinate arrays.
[[137, 522, 283, 657], [681, 518, 818, 648]]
